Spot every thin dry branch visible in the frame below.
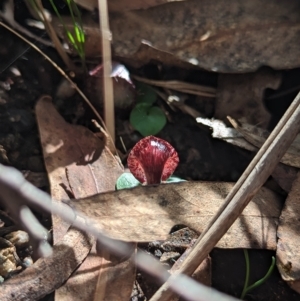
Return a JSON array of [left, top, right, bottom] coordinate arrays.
[[98, 0, 115, 142], [133, 75, 216, 98], [149, 92, 300, 300]]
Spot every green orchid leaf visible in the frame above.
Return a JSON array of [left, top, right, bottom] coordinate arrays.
[[165, 176, 186, 183], [130, 103, 166, 136], [116, 173, 141, 190], [116, 173, 186, 190]]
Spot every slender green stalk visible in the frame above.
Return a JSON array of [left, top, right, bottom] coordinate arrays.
[[49, 0, 86, 68], [241, 250, 276, 299], [65, 0, 85, 65], [245, 256, 275, 293], [241, 249, 250, 299]]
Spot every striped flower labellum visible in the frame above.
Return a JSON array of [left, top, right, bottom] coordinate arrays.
[[127, 136, 179, 185]]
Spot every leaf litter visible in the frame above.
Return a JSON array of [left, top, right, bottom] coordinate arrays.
[[31, 96, 285, 300], [2, 0, 300, 299]]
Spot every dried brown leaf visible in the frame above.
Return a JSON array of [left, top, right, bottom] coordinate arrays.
[[35, 96, 134, 301], [67, 181, 282, 249]]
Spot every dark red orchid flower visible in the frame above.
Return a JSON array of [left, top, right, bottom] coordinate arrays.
[[127, 136, 179, 185]]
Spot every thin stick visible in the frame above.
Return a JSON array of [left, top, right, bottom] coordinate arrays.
[[133, 74, 216, 97], [149, 91, 300, 301], [241, 249, 250, 299], [98, 0, 115, 142]]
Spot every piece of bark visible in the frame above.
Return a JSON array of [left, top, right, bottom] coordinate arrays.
[[67, 181, 282, 249], [35, 96, 134, 301], [277, 171, 300, 293], [215, 69, 281, 129]]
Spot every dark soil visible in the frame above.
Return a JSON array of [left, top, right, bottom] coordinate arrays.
[[0, 11, 300, 301]]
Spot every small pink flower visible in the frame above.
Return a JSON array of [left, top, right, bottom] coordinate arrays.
[[127, 136, 179, 185]]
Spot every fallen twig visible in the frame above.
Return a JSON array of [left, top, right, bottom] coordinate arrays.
[[133, 74, 216, 97], [98, 0, 115, 142]]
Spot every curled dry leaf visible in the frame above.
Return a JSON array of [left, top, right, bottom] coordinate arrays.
[[36, 96, 123, 242]]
